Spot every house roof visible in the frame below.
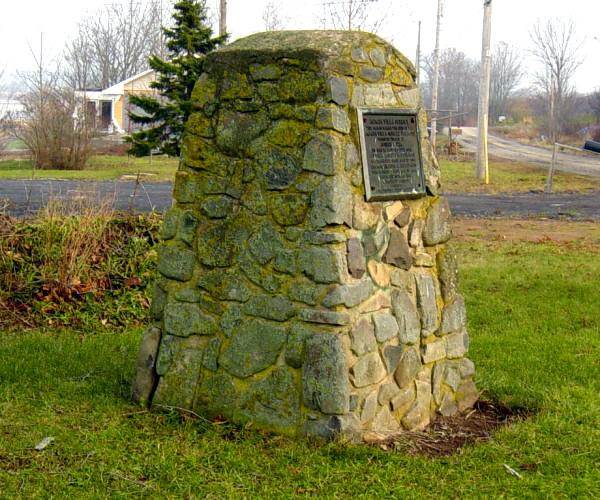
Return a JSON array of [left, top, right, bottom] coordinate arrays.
[[75, 69, 155, 99], [103, 69, 155, 95]]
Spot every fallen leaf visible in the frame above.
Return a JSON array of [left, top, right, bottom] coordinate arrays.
[[35, 436, 55, 451]]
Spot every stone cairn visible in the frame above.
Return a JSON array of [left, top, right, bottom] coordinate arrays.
[[133, 31, 478, 439]]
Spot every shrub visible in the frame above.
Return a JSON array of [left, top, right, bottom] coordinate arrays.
[[0, 205, 161, 331]]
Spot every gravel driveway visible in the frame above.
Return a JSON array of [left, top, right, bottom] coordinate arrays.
[[458, 127, 600, 178]]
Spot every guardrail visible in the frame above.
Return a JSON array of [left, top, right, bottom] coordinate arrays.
[[545, 142, 600, 193]]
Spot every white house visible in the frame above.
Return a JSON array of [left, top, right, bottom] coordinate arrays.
[[75, 69, 156, 134]]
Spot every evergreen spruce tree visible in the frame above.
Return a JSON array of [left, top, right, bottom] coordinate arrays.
[[126, 0, 225, 157]]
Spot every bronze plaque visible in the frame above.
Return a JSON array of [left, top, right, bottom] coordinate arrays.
[[357, 109, 426, 201]]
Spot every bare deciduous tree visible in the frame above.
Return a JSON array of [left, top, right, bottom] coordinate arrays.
[[423, 49, 480, 126], [489, 42, 523, 123], [530, 19, 582, 141], [263, 0, 285, 31], [10, 43, 93, 170], [64, 0, 167, 90], [320, 0, 385, 32], [589, 89, 600, 124]]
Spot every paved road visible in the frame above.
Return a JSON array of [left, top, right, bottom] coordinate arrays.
[[1, 179, 599, 220], [458, 127, 600, 178], [0, 179, 171, 217]]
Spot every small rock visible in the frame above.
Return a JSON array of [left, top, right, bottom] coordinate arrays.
[[304, 231, 346, 244], [372, 311, 399, 342], [438, 247, 459, 303], [360, 66, 383, 83], [371, 406, 400, 432], [390, 385, 415, 412], [394, 348, 421, 388], [445, 366, 462, 391], [367, 260, 390, 288], [421, 339, 446, 364], [459, 358, 476, 378], [446, 330, 469, 359], [415, 273, 439, 336], [345, 142, 360, 171], [322, 279, 373, 308], [401, 402, 430, 431], [378, 382, 401, 405], [132, 326, 161, 405], [414, 252, 435, 267], [328, 76, 350, 105], [456, 379, 479, 412], [383, 228, 413, 270], [299, 308, 352, 326], [347, 238, 366, 279], [441, 295, 467, 334], [391, 290, 420, 345], [358, 293, 391, 313], [316, 106, 351, 133], [353, 196, 381, 230], [300, 246, 346, 284], [303, 133, 341, 176], [394, 208, 411, 227], [383, 345, 403, 373], [361, 390, 379, 422], [350, 317, 377, 356], [351, 46, 369, 62], [351, 352, 387, 387], [383, 201, 404, 222], [409, 219, 424, 248], [438, 392, 458, 416], [423, 197, 452, 246], [369, 47, 387, 67]]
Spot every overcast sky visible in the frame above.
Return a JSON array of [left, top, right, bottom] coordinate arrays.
[[1, 0, 598, 92]]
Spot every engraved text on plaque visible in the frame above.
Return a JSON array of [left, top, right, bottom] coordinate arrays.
[[357, 109, 426, 201]]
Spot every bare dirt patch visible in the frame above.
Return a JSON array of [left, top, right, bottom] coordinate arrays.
[[365, 401, 531, 457], [453, 217, 600, 250]]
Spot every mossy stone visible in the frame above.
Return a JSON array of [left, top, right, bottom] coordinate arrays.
[[197, 219, 251, 268], [157, 243, 196, 282], [200, 196, 234, 219], [216, 110, 269, 155], [163, 301, 218, 337], [241, 367, 300, 434], [248, 222, 284, 264], [243, 294, 296, 322], [266, 120, 311, 148], [270, 193, 309, 226], [153, 335, 207, 409], [219, 319, 287, 378], [161, 208, 179, 240], [197, 269, 251, 303], [176, 210, 198, 245], [220, 71, 254, 100], [303, 132, 342, 176], [249, 63, 282, 81], [316, 106, 351, 133], [303, 333, 349, 414], [253, 145, 302, 190], [191, 72, 218, 110]]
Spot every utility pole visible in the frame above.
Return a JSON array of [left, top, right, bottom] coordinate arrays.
[[415, 20, 421, 84], [219, 0, 227, 37], [430, 0, 443, 151], [476, 0, 493, 183]]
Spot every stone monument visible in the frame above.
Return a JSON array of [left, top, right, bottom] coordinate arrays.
[[132, 30, 478, 439]]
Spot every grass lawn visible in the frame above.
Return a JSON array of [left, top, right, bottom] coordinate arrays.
[[440, 158, 600, 194], [0, 155, 179, 182], [1, 229, 598, 496]]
